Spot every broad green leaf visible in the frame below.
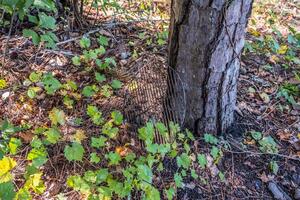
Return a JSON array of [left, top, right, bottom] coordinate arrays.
[[87, 105, 103, 125], [270, 161, 279, 175], [137, 164, 153, 183], [176, 153, 190, 169], [27, 87, 41, 99], [82, 85, 98, 97], [95, 168, 109, 184], [64, 142, 85, 162], [250, 131, 262, 141], [24, 172, 45, 194], [210, 146, 220, 160], [8, 137, 22, 155], [67, 175, 90, 194], [91, 136, 107, 148], [42, 73, 62, 94], [111, 111, 123, 126], [23, 29, 40, 45], [39, 13, 56, 29], [44, 128, 61, 144], [102, 122, 118, 138], [95, 72, 106, 83], [111, 79, 122, 89], [0, 181, 16, 200], [197, 154, 207, 169], [49, 108, 65, 126], [165, 187, 175, 200], [90, 153, 100, 163], [72, 56, 81, 66], [106, 152, 121, 165], [204, 133, 218, 145], [174, 173, 183, 188], [98, 36, 109, 46], [29, 72, 42, 83], [83, 171, 97, 183], [79, 37, 91, 49]]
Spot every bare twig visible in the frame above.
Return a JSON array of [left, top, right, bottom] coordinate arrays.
[[2, 11, 16, 67]]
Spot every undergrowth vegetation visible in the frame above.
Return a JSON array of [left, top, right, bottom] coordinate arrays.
[[0, 0, 299, 199]]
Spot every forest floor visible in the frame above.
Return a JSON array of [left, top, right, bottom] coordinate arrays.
[[0, 0, 299, 199]]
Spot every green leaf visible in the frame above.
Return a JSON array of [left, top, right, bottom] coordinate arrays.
[[72, 56, 81, 66], [90, 153, 100, 163], [218, 171, 225, 182], [82, 85, 98, 97], [8, 137, 22, 155], [29, 72, 42, 83], [23, 29, 40, 45], [49, 108, 65, 126], [111, 79, 123, 89], [80, 37, 91, 49], [138, 122, 154, 142], [67, 175, 90, 194], [197, 154, 207, 168], [98, 36, 109, 46], [27, 148, 48, 168], [27, 87, 41, 99], [204, 133, 218, 145], [137, 164, 153, 183], [91, 136, 107, 148], [270, 161, 279, 175], [165, 188, 175, 200], [83, 171, 97, 183], [38, 13, 56, 29], [0, 181, 16, 200], [210, 146, 220, 160], [95, 72, 106, 83], [95, 168, 109, 184], [174, 173, 183, 188], [106, 152, 121, 165], [102, 122, 119, 139], [64, 142, 85, 162], [87, 105, 103, 125], [44, 128, 61, 144], [104, 57, 116, 67], [42, 73, 62, 94], [100, 85, 112, 98], [176, 153, 190, 169], [250, 131, 262, 141], [111, 111, 123, 126]]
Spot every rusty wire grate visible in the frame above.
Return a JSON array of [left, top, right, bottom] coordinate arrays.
[[122, 55, 186, 143]]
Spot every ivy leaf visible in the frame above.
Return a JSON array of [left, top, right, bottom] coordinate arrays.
[[79, 37, 91, 49], [210, 146, 220, 160], [38, 13, 56, 29], [176, 153, 191, 169], [44, 128, 61, 144], [82, 85, 98, 97], [98, 36, 109, 46], [90, 153, 100, 163], [29, 72, 42, 83], [42, 73, 62, 94], [49, 108, 65, 126], [91, 136, 107, 148], [67, 175, 90, 194], [0, 181, 16, 200], [72, 56, 81, 66], [87, 105, 103, 125], [165, 188, 175, 200], [106, 152, 121, 165], [111, 111, 123, 126], [95, 72, 106, 83], [111, 79, 123, 89], [0, 157, 17, 183], [174, 173, 183, 188], [8, 138, 22, 155], [137, 164, 153, 183], [23, 29, 40, 45], [204, 133, 218, 145], [197, 154, 207, 169], [64, 142, 85, 162]]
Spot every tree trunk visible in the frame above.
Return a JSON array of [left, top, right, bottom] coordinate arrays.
[[168, 0, 253, 135]]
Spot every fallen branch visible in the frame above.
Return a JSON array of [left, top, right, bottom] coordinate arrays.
[[268, 181, 292, 200]]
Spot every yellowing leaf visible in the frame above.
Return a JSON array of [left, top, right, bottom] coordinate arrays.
[[0, 157, 17, 183], [249, 28, 260, 37], [278, 45, 288, 55], [72, 130, 87, 143], [259, 92, 270, 103], [49, 108, 65, 126], [0, 79, 7, 89]]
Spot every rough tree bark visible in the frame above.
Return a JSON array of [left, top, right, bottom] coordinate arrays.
[[168, 0, 253, 134]]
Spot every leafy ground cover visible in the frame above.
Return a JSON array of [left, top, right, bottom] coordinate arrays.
[[0, 0, 299, 199]]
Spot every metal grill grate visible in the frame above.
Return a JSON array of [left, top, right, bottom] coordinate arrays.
[[122, 55, 186, 144]]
